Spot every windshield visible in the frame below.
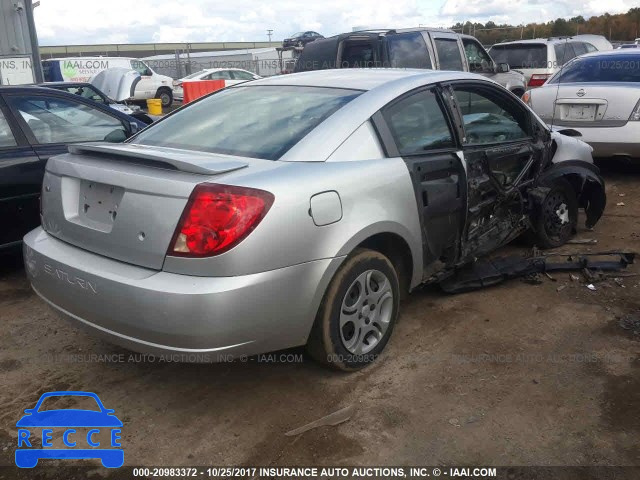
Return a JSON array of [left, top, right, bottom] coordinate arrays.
[[291, 32, 304, 38], [490, 44, 547, 69], [547, 55, 640, 83], [132, 85, 361, 160]]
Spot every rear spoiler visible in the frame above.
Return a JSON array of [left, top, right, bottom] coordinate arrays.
[[68, 143, 248, 175]]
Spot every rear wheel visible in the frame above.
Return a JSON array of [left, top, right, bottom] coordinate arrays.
[[531, 178, 578, 248], [307, 249, 399, 371]]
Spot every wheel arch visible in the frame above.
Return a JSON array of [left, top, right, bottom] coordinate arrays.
[[537, 160, 607, 228]]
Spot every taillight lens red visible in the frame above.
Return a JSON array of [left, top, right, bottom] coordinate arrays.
[[168, 183, 274, 257], [528, 74, 550, 87]]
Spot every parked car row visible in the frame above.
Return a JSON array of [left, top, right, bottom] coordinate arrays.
[[523, 49, 640, 159], [0, 86, 145, 250], [21, 68, 606, 370]]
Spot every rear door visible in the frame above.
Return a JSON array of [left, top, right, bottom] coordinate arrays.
[[444, 81, 542, 258], [374, 86, 466, 273], [0, 95, 41, 247], [383, 31, 434, 69]]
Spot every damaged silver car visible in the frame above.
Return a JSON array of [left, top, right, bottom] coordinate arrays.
[[24, 69, 605, 371]]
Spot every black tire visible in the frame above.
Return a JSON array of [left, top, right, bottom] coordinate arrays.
[[297, 41, 304, 48], [306, 248, 400, 371], [531, 178, 578, 249], [156, 88, 173, 108]]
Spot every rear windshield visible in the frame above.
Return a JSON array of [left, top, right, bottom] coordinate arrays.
[[131, 85, 361, 160], [490, 44, 547, 69], [548, 55, 640, 83]]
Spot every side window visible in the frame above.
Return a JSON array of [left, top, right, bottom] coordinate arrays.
[[8, 95, 127, 144], [584, 42, 597, 53], [0, 110, 17, 147], [434, 39, 464, 71], [230, 71, 254, 81], [571, 42, 588, 56], [130, 60, 152, 76], [341, 42, 377, 68], [208, 70, 233, 80], [554, 43, 577, 67], [383, 89, 454, 155], [386, 32, 432, 69], [453, 86, 529, 145], [463, 39, 493, 72]]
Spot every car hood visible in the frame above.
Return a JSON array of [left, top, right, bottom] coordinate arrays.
[[90, 68, 141, 102], [17, 410, 123, 427]]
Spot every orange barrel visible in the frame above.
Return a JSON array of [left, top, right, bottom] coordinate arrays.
[[183, 80, 226, 103]]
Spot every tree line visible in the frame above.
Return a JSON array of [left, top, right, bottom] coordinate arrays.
[[451, 7, 640, 45]]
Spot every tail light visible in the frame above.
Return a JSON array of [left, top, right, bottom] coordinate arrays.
[[168, 184, 274, 257], [629, 99, 640, 121], [528, 74, 551, 87]]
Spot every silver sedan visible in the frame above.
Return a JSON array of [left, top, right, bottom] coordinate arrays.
[[24, 69, 605, 370], [523, 49, 640, 159]]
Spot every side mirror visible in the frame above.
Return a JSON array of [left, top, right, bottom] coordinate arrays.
[[496, 62, 510, 73], [104, 129, 128, 143]]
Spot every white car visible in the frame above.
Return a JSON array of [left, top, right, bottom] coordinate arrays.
[[172, 68, 261, 101], [490, 36, 612, 88], [523, 49, 640, 159]]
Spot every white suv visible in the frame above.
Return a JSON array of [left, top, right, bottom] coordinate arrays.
[[489, 36, 612, 88]]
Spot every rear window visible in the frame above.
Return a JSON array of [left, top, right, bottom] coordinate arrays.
[[490, 44, 547, 69], [548, 55, 640, 83], [131, 85, 361, 160]]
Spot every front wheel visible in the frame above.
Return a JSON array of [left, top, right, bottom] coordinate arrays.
[[531, 178, 578, 249], [156, 88, 173, 108], [306, 249, 400, 371]]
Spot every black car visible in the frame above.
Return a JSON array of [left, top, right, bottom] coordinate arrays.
[[0, 86, 146, 250], [282, 31, 324, 48], [41, 82, 154, 125]]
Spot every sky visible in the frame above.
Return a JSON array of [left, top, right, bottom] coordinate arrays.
[[34, 0, 638, 45]]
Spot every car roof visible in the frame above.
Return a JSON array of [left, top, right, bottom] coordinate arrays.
[[573, 48, 640, 59], [247, 68, 483, 91], [244, 69, 498, 162]]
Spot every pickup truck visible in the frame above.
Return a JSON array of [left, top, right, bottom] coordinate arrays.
[[294, 28, 527, 97]]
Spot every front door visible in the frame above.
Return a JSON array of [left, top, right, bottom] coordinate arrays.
[[444, 82, 542, 258], [376, 87, 466, 274]]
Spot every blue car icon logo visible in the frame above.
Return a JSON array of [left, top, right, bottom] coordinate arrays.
[[16, 391, 123, 468]]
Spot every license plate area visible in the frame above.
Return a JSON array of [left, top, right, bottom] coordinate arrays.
[[77, 180, 124, 232], [564, 104, 596, 121]]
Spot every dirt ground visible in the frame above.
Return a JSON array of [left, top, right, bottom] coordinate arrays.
[[0, 166, 639, 477]]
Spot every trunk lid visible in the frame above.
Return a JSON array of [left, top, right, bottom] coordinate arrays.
[[41, 143, 249, 270], [531, 83, 639, 127]]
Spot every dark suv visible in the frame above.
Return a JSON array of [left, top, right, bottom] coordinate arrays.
[[294, 28, 526, 96]]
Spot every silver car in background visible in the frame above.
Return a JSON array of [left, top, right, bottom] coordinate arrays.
[[24, 69, 606, 371], [523, 49, 640, 159], [490, 36, 612, 88]]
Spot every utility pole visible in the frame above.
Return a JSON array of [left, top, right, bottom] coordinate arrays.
[[267, 29, 273, 43], [24, 0, 43, 83]]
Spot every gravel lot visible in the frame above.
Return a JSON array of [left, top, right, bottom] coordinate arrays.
[[0, 166, 638, 478]]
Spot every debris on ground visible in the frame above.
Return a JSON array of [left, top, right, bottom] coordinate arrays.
[[439, 251, 636, 294], [616, 202, 625, 206], [618, 312, 640, 336], [567, 238, 598, 245], [285, 405, 355, 436], [556, 285, 567, 292], [587, 284, 597, 291], [570, 274, 580, 282]]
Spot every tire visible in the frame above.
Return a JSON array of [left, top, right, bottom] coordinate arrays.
[[156, 88, 173, 108], [306, 248, 400, 371], [531, 178, 578, 249], [297, 41, 304, 48]]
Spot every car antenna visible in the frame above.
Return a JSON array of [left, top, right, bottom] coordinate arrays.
[[549, 38, 569, 130]]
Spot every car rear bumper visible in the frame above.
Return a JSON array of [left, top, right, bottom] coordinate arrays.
[[569, 122, 640, 158], [24, 228, 342, 361]]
